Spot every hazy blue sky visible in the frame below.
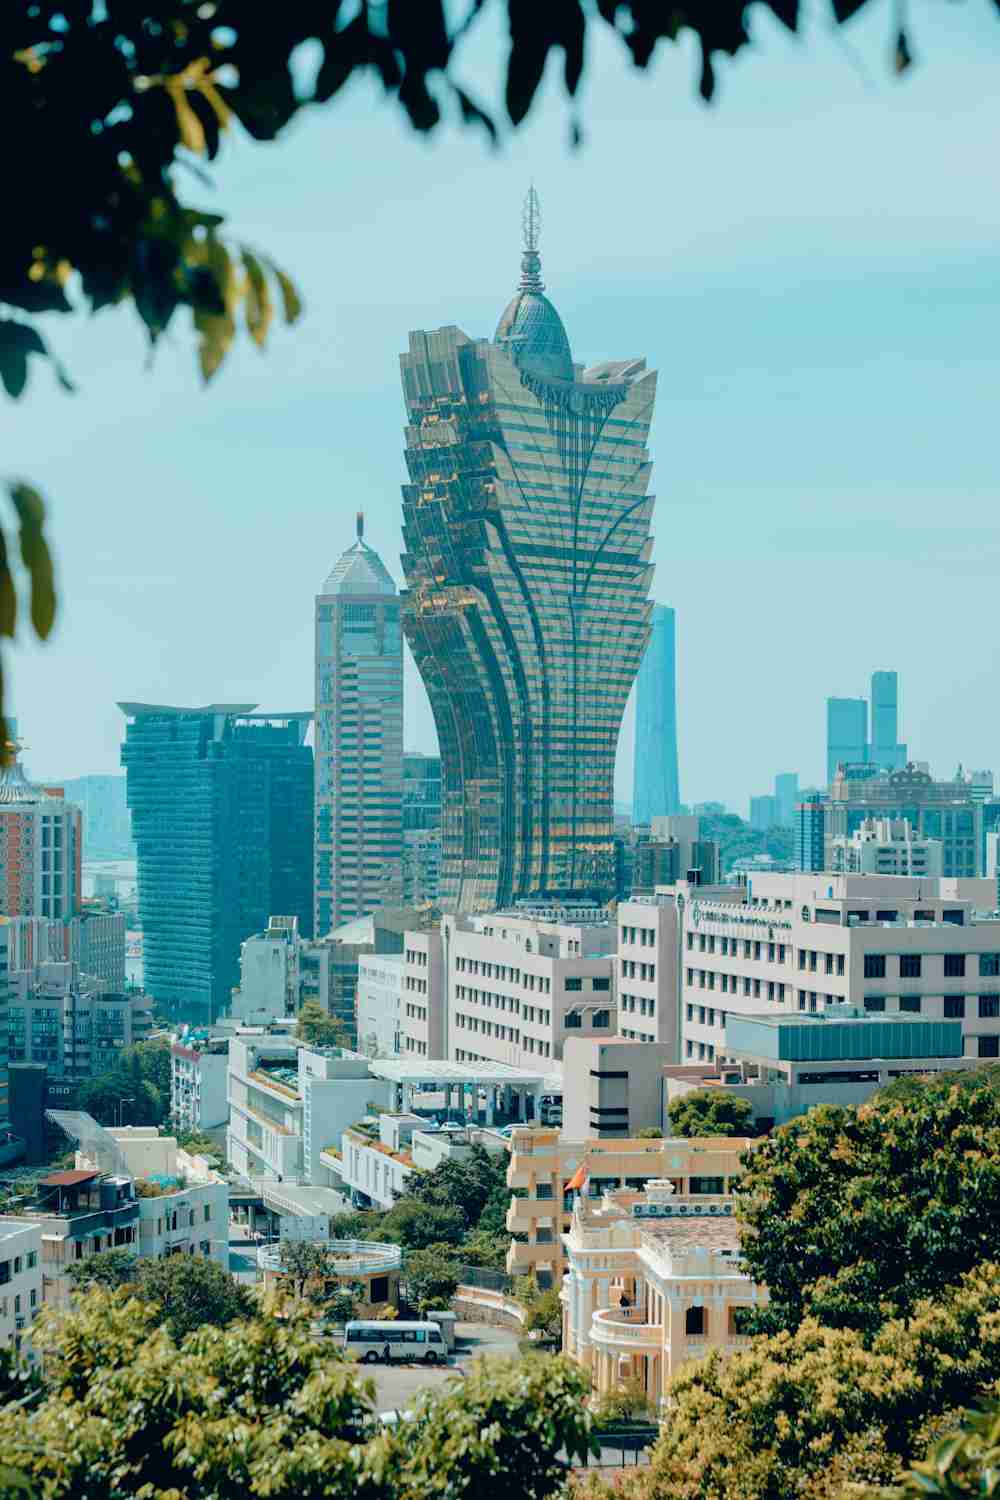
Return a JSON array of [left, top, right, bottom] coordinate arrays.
[[7, 0, 1000, 813]]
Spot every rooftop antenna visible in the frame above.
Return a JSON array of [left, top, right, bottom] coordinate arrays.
[[356, 510, 364, 542], [519, 185, 544, 292]]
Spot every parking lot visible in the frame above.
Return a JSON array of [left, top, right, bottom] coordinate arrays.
[[361, 1321, 521, 1415]]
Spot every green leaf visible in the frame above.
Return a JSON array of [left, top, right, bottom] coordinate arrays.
[[8, 481, 56, 640], [0, 531, 17, 639], [241, 249, 272, 349], [266, 259, 303, 325]]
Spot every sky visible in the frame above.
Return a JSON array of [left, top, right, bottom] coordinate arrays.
[[5, 0, 1000, 814]]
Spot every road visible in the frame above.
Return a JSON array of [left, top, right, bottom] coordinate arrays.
[[362, 1321, 521, 1415]]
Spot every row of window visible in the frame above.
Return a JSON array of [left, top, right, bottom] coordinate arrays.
[[864, 953, 1000, 979], [620, 960, 656, 981], [687, 969, 788, 1003], [688, 932, 792, 965], [619, 925, 657, 947], [621, 995, 657, 1017], [0, 1250, 37, 1283]]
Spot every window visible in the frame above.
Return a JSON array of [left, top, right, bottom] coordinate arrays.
[[592, 976, 611, 992], [899, 955, 922, 978], [689, 1176, 724, 1195], [685, 1305, 705, 1336], [864, 996, 886, 1013], [565, 978, 582, 992], [864, 955, 886, 979], [25, 1251, 36, 1270], [979, 995, 1000, 1019], [899, 995, 921, 1014], [944, 955, 966, 978], [944, 996, 966, 1019], [565, 1012, 582, 1029], [535, 1183, 554, 1199], [592, 1010, 610, 1028], [979, 1037, 1000, 1059], [981, 954, 1000, 977], [204, 1204, 212, 1221]]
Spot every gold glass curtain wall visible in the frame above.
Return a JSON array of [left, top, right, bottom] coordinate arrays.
[[399, 291, 657, 913]]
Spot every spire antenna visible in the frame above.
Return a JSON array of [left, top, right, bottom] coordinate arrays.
[[356, 510, 364, 541], [519, 185, 544, 292]]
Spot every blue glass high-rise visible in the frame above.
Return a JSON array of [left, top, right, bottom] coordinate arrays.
[[633, 605, 680, 825]]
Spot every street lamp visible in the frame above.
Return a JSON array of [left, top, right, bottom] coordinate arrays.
[[115, 1096, 134, 1129]]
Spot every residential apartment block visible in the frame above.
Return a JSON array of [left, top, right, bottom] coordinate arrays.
[[170, 1032, 230, 1131], [401, 930, 444, 1059], [0, 754, 81, 920], [8, 961, 153, 1082]]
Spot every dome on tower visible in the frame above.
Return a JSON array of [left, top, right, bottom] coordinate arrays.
[[494, 187, 574, 383], [321, 513, 396, 596]]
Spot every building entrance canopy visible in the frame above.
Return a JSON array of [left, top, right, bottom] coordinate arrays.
[[369, 1059, 560, 1090]]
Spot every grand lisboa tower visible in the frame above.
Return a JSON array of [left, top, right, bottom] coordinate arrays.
[[399, 190, 657, 913]]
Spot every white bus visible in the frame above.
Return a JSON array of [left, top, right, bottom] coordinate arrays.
[[344, 1320, 447, 1364]]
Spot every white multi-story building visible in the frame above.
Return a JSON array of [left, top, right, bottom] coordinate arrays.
[[401, 930, 444, 1058], [617, 884, 738, 1048], [339, 1112, 421, 1209], [98, 1127, 228, 1268], [228, 918, 303, 1025], [829, 817, 943, 877], [171, 1032, 230, 1131], [356, 954, 405, 1057], [436, 909, 616, 1069], [226, 1037, 391, 1184], [0, 1218, 42, 1355]]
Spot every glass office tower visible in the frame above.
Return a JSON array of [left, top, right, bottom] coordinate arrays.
[[826, 697, 868, 784], [869, 670, 907, 771], [633, 604, 680, 825], [400, 191, 657, 911], [120, 704, 313, 1022], [314, 517, 403, 937]]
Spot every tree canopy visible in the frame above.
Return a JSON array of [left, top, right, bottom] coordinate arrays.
[[668, 1088, 755, 1138], [734, 1072, 1000, 1337], [66, 1249, 253, 1340], [644, 1261, 1000, 1500], [0, 1287, 595, 1499], [296, 999, 348, 1050]]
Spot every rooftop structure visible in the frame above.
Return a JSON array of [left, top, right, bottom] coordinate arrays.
[[400, 191, 657, 912]]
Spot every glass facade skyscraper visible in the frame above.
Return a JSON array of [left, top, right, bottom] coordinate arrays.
[[400, 191, 657, 911], [633, 604, 679, 825], [120, 704, 313, 1022], [314, 517, 403, 937], [826, 697, 868, 783], [869, 670, 907, 771]]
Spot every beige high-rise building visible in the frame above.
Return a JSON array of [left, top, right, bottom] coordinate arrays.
[[314, 515, 403, 937]]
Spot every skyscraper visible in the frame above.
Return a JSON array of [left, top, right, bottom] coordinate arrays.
[[400, 191, 657, 911], [633, 604, 680, 825], [774, 772, 799, 826], [826, 697, 868, 783], [869, 670, 907, 771], [121, 704, 313, 1022], [314, 516, 403, 937], [0, 751, 81, 919]]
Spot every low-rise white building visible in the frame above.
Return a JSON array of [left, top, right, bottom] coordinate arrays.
[[96, 1127, 228, 1270], [226, 1037, 391, 1184], [339, 1112, 421, 1209]]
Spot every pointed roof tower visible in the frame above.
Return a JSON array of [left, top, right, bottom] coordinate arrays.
[[494, 187, 574, 382], [321, 511, 396, 595]]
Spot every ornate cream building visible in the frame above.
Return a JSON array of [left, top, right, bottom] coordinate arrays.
[[561, 1179, 766, 1408]]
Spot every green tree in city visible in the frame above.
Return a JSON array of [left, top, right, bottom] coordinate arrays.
[[133, 1254, 252, 1341], [404, 1245, 460, 1312], [523, 1288, 563, 1341], [668, 1089, 755, 1138], [65, 1248, 138, 1291], [295, 999, 347, 1049], [889, 1401, 1000, 1499], [75, 1070, 163, 1127], [278, 1239, 340, 1300], [378, 1199, 466, 1251], [644, 1261, 1000, 1500], [735, 1070, 1000, 1337], [0, 1287, 595, 1499]]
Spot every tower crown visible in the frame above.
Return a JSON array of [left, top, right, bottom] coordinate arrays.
[[494, 187, 573, 382]]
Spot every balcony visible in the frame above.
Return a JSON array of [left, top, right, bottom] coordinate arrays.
[[591, 1306, 662, 1353], [505, 1195, 560, 1233], [257, 1239, 402, 1278]]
